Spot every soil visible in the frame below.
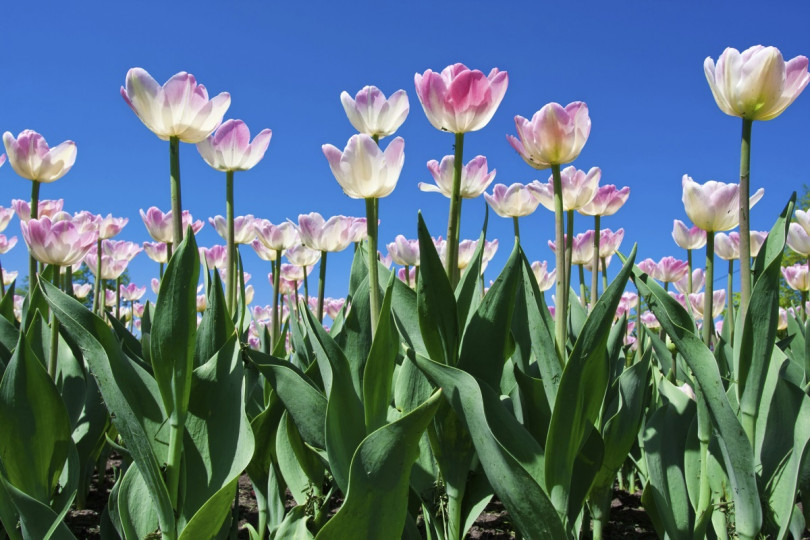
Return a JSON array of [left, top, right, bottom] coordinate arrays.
[[65, 461, 657, 539]]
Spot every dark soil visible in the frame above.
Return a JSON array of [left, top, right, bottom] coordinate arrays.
[[65, 461, 656, 538]]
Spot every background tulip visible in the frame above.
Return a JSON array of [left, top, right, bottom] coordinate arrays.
[[419, 155, 496, 199], [530, 166, 600, 212], [2, 130, 77, 184], [386, 235, 420, 267], [579, 184, 630, 217], [20, 216, 96, 267], [341, 86, 409, 138], [484, 183, 542, 218], [197, 119, 272, 172], [322, 134, 405, 199], [783, 263, 810, 292], [507, 102, 591, 170], [531, 261, 556, 292], [210, 215, 256, 244], [681, 175, 763, 233], [787, 210, 810, 256], [0, 207, 13, 232]]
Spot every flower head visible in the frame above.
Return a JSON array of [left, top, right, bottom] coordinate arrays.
[[254, 220, 299, 252], [530, 166, 600, 212], [210, 214, 256, 244], [322, 134, 404, 199], [414, 63, 508, 133], [387, 235, 420, 267], [0, 207, 14, 233], [121, 68, 231, 142], [787, 210, 810, 256], [297, 213, 353, 253], [419, 155, 495, 199], [704, 46, 809, 121], [143, 241, 168, 264], [341, 86, 409, 138], [507, 102, 590, 170], [0, 235, 18, 255], [531, 261, 556, 292], [12, 199, 64, 222], [484, 183, 542, 218], [197, 119, 272, 171], [284, 243, 321, 268], [140, 207, 204, 243], [681, 175, 764, 232], [672, 219, 707, 250], [2, 130, 77, 183], [21, 216, 96, 266], [579, 184, 630, 217], [783, 263, 810, 292]]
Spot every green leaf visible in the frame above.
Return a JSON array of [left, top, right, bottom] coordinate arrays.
[[544, 245, 636, 526], [0, 473, 76, 540], [248, 350, 327, 451], [40, 280, 175, 536], [195, 270, 235, 369], [632, 265, 762, 538], [363, 274, 398, 432], [275, 506, 314, 540], [457, 241, 521, 387], [0, 329, 71, 504], [177, 478, 239, 540], [276, 411, 324, 504], [150, 228, 199, 422], [117, 465, 159, 540], [413, 353, 566, 539], [416, 212, 458, 366], [455, 207, 488, 329], [0, 281, 17, 325], [314, 391, 442, 540]]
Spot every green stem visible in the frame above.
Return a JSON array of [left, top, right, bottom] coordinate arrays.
[[739, 118, 753, 318], [445, 133, 464, 288], [727, 259, 734, 344], [166, 413, 185, 515], [601, 257, 608, 292], [591, 214, 600, 310], [703, 233, 715, 347], [366, 198, 380, 338], [687, 249, 693, 293], [565, 210, 574, 314], [802, 290, 808, 324], [303, 266, 309, 303], [272, 252, 281, 348], [0, 259, 4, 297], [405, 265, 411, 288], [28, 181, 41, 289], [317, 251, 327, 322], [551, 164, 566, 365], [159, 261, 164, 280], [513, 216, 520, 243], [695, 390, 712, 529], [169, 136, 183, 257], [578, 264, 586, 308], [225, 170, 236, 314], [116, 277, 121, 320], [92, 239, 102, 315], [48, 265, 60, 380]]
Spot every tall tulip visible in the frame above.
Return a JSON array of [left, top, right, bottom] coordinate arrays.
[[508, 101, 591, 363], [419, 155, 496, 199], [340, 86, 409, 138], [255, 219, 299, 346], [483, 182, 543, 240], [415, 63, 508, 288], [673, 219, 707, 294], [122, 67, 230, 284], [705, 46, 809, 324], [323, 135, 405, 336]]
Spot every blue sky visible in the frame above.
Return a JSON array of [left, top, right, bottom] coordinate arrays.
[[1, 0, 808, 307]]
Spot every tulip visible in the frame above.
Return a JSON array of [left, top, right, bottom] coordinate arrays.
[[96, 214, 128, 240], [508, 101, 591, 360], [73, 283, 92, 299], [640, 311, 660, 330], [715, 230, 766, 341], [2, 269, 18, 287], [530, 166, 600, 212], [254, 220, 299, 251], [151, 278, 161, 295], [689, 290, 727, 320], [250, 240, 278, 262], [549, 232, 595, 266], [0, 207, 13, 233], [419, 155, 496, 199], [120, 283, 146, 303], [3, 130, 77, 184], [682, 175, 764, 233], [672, 219, 708, 250], [414, 63, 508, 134], [788, 210, 810, 257], [531, 261, 556, 292], [325, 297, 346, 320], [778, 307, 788, 331], [457, 238, 499, 271], [322, 134, 404, 200], [349, 217, 369, 244], [196, 119, 271, 172], [0, 235, 17, 255], [341, 85, 409, 138], [387, 235, 420, 267], [12, 199, 64, 222], [484, 183, 542, 219], [415, 63, 507, 295], [200, 245, 228, 269], [140, 207, 204, 245], [397, 266, 417, 289], [783, 263, 810, 292], [143, 242, 168, 264], [209, 215, 256, 244], [674, 268, 705, 295], [297, 213, 354, 253], [284, 243, 321, 268], [21, 216, 96, 268], [704, 46, 809, 122]]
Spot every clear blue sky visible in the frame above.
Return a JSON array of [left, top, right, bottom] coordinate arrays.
[[1, 0, 808, 307]]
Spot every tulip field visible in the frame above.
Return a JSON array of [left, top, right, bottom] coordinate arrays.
[[1, 45, 810, 540]]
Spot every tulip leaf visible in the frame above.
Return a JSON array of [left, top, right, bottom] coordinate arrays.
[[314, 390, 442, 540], [363, 273, 398, 432], [455, 208, 488, 329], [0, 328, 71, 504], [339, 276, 371, 398], [0, 473, 76, 540], [544, 245, 635, 527], [457, 241, 521, 387], [180, 335, 254, 533], [412, 352, 566, 539], [117, 464, 160, 540], [417, 212, 458, 365], [276, 411, 324, 504], [150, 228, 199, 423], [0, 281, 16, 325], [632, 266, 763, 538], [177, 478, 239, 540], [247, 349, 327, 451], [736, 194, 794, 437], [301, 305, 365, 494], [275, 506, 314, 540], [195, 270, 234, 369], [40, 280, 176, 536]]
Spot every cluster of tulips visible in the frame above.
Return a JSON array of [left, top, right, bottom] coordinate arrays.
[[0, 44, 809, 540]]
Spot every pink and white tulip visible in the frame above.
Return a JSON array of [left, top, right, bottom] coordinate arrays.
[[21, 216, 96, 267], [254, 220, 299, 251], [387, 235, 420, 267], [297, 213, 354, 253], [143, 241, 168, 264], [210, 214, 256, 244], [681, 175, 764, 232], [322, 134, 405, 199], [419, 155, 496, 199], [340, 86, 409, 138], [579, 185, 630, 217], [530, 166, 600, 211], [484, 183, 542, 218], [12, 199, 64, 222], [140, 207, 204, 243], [2, 130, 77, 183], [284, 243, 321, 268], [783, 263, 810, 292], [507, 102, 591, 169], [689, 290, 727, 320], [788, 210, 810, 256], [672, 219, 707, 250], [120, 283, 147, 302], [197, 119, 272, 171], [675, 268, 705, 295], [531, 261, 556, 292], [0, 235, 18, 254], [200, 245, 228, 269], [72, 283, 92, 299], [0, 207, 14, 232]]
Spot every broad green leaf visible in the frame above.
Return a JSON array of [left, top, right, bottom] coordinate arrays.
[[195, 271, 234, 369], [275, 506, 313, 540], [0, 473, 76, 540], [513, 367, 552, 448], [455, 208, 488, 329], [248, 349, 327, 450], [40, 280, 175, 536], [0, 281, 17, 325], [117, 465, 159, 540], [544, 245, 636, 527], [632, 266, 762, 538], [276, 411, 324, 504], [413, 353, 566, 539], [177, 478, 239, 540], [363, 274, 398, 432], [0, 329, 70, 504], [150, 228, 199, 422], [338, 276, 371, 398], [457, 241, 521, 387], [314, 391, 442, 540], [736, 195, 794, 437], [416, 213, 458, 366]]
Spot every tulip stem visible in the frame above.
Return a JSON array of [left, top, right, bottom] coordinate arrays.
[[727, 259, 734, 344], [303, 266, 309, 304], [169, 136, 183, 258], [28, 181, 41, 290], [578, 264, 586, 308], [225, 170, 236, 315], [703, 233, 715, 347], [601, 257, 608, 292], [92, 238, 102, 315], [551, 164, 566, 365], [48, 265, 60, 380], [116, 276, 122, 320], [687, 249, 693, 293], [272, 251, 281, 348], [513, 217, 520, 243], [0, 260, 4, 297], [565, 210, 574, 313], [739, 118, 753, 318], [591, 214, 600, 311], [366, 198, 380, 338], [405, 265, 411, 287], [695, 390, 712, 530], [159, 262, 164, 280], [317, 251, 327, 322], [445, 133, 465, 288]]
